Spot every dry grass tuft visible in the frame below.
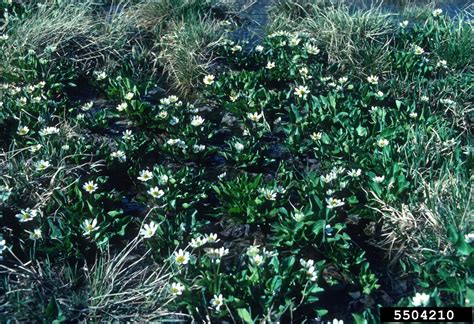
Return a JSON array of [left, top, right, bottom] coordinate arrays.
[[268, 0, 396, 74], [0, 236, 185, 321]]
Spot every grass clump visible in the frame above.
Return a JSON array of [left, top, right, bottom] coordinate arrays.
[[268, 1, 396, 74], [126, 0, 232, 95]]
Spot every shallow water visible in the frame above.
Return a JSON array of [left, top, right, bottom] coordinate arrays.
[[351, 0, 472, 14], [232, 0, 472, 43]]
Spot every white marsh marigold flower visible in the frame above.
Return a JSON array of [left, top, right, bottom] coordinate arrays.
[[170, 282, 185, 296], [82, 218, 99, 236], [137, 170, 153, 182], [140, 221, 158, 239], [326, 197, 345, 209], [148, 186, 164, 199], [203, 74, 215, 85], [16, 208, 38, 222], [294, 85, 310, 99], [83, 181, 98, 194], [174, 249, 190, 265]]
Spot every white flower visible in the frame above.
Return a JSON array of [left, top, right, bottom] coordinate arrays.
[[310, 132, 322, 141], [190, 115, 205, 127], [39, 126, 60, 136], [193, 144, 206, 152], [247, 111, 263, 122], [409, 112, 418, 118], [333, 166, 345, 174], [137, 170, 153, 182], [17, 126, 29, 136], [94, 71, 107, 81], [376, 91, 384, 98], [0, 34, 9, 41], [246, 245, 260, 257], [168, 95, 179, 104], [321, 172, 337, 183], [32, 96, 42, 103], [260, 188, 277, 201], [299, 67, 309, 78], [300, 260, 318, 282], [292, 211, 305, 221], [140, 221, 158, 239], [266, 61, 276, 69], [373, 175, 385, 183], [231, 45, 242, 53], [16, 208, 38, 222], [338, 76, 348, 84], [251, 254, 264, 266], [304, 43, 320, 55], [81, 102, 93, 111], [289, 37, 301, 47], [413, 45, 425, 55], [420, 95, 429, 102], [306, 265, 318, 281], [110, 150, 126, 162], [82, 218, 99, 236], [367, 75, 379, 85], [122, 130, 134, 140], [330, 319, 344, 324], [159, 111, 168, 119], [35, 160, 50, 171], [0, 240, 6, 255], [160, 97, 171, 105], [294, 85, 310, 99], [203, 74, 215, 85], [190, 236, 208, 248], [148, 186, 164, 198], [211, 294, 224, 311], [399, 20, 409, 28], [234, 142, 244, 152], [412, 292, 430, 306], [206, 233, 219, 243], [432, 8, 443, 17], [27, 228, 42, 240], [167, 139, 187, 149], [9, 86, 21, 95], [347, 169, 362, 177], [465, 233, 474, 243], [436, 60, 447, 68], [229, 93, 239, 102], [174, 249, 190, 265], [255, 45, 264, 52], [170, 282, 185, 296], [116, 102, 127, 112], [206, 247, 229, 263], [326, 197, 345, 209], [83, 181, 98, 194], [300, 258, 314, 268], [30, 144, 42, 153], [377, 138, 389, 148], [124, 92, 134, 100], [16, 97, 26, 106]]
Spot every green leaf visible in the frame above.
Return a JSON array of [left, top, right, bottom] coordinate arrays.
[[395, 100, 403, 109], [107, 210, 122, 218], [237, 308, 253, 323], [352, 313, 368, 324]]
